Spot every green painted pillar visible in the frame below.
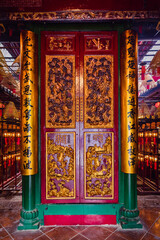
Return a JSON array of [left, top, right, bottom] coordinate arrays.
[[18, 176, 39, 230], [120, 29, 142, 229], [18, 30, 40, 230], [120, 173, 142, 229]]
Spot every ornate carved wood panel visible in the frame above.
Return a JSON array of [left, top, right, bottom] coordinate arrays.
[[84, 55, 113, 128], [41, 31, 119, 204], [84, 132, 114, 199], [46, 55, 75, 128], [46, 132, 76, 199]]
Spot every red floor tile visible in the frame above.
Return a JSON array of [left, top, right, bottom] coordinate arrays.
[[139, 209, 160, 230], [141, 232, 160, 240], [106, 232, 127, 240], [11, 230, 43, 240], [34, 234, 51, 240], [45, 226, 77, 240], [149, 217, 160, 238], [114, 228, 146, 240], [0, 226, 9, 239], [80, 226, 112, 240], [40, 226, 56, 233], [70, 226, 88, 233], [71, 234, 89, 240], [1, 236, 13, 240]]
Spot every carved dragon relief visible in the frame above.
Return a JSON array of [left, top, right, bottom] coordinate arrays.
[[85, 133, 113, 198], [46, 133, 75, 199], [84, 55, 114, 128], [46, 55, 75, 128]]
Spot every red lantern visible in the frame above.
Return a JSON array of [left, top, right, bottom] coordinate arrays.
[[17, 133, 21, 145], [141, 162, 144, 170], [155, 102, 160, 108], [157, 66, 160, 75], [141, 66, 145, 80], [154, 161, 157, 170], [3, 157, 7, 169], [152, 68, 156, 75], [4, 133, 8, 145]]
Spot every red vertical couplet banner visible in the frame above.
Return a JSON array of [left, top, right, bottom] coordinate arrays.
[[20, 30, 38, 175]]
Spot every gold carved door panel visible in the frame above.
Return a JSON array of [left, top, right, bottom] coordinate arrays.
[[41, 31, 119, 204]]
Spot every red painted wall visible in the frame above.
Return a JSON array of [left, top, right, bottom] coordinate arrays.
[[0, 0, 159, 12]]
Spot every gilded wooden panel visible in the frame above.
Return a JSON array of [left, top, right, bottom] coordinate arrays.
[[46, 36, 74, 51], [46, 132, 76, 199], [84, 132, 114, 199], [46, 55, 75, 128], [84, 55, 114, 128], [85, 37, 111, 51]]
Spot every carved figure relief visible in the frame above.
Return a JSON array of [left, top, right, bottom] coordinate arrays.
[[86, 37, 111, 51], [85, 133, 114, 199], [46, 132, 75, 199], [84, 55, 113, 128], [46, 55, 75, 128], [47, 37, 74, 51]]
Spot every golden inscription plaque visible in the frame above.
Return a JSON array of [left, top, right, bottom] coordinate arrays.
[[121, 30, 138, 174], [46, 55, 75, 128], [84, 55, 114, 129], [84, 132, 114, 199], [20, 30, 38, 175], [46, 132, 76, 199]]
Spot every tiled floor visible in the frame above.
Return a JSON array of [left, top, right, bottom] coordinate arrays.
[[0, 194, 160, 240]]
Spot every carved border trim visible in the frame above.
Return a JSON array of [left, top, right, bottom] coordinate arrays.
[[9, 10, 160, 21]]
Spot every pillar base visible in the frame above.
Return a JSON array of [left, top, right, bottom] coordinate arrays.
[[18, 208, 40, 230], [120, 207, 142, 229]]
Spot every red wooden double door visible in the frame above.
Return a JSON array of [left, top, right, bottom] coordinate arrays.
[[41, 31, 119, 204]]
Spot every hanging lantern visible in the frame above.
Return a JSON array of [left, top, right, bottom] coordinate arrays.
[[140, 156, 144, 170], [8, 155, 11, 167], [157, 66, 160, 75], [155, 102, 160, 108], [154, 157, 158, 170], [145, 132, 148, 144], [3, 156, 7, 169], [11, 154, 15, 165], [153, 132, 157, 145], [145, 155, 149, 167], [16, 132, 21, 145], [152, 68, 156, 76], [150, 156, 153, 168], [8, 132, 11, 146], [149, 50, 160, 77], [3, 132, 8, 145], [141, 65, 145, 80]]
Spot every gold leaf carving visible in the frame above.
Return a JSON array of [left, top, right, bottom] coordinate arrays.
[[84, 55, 114, 128], [85, 133, 113, 199], [46, 55, 75, 128], [46, 133, 75, 199]]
